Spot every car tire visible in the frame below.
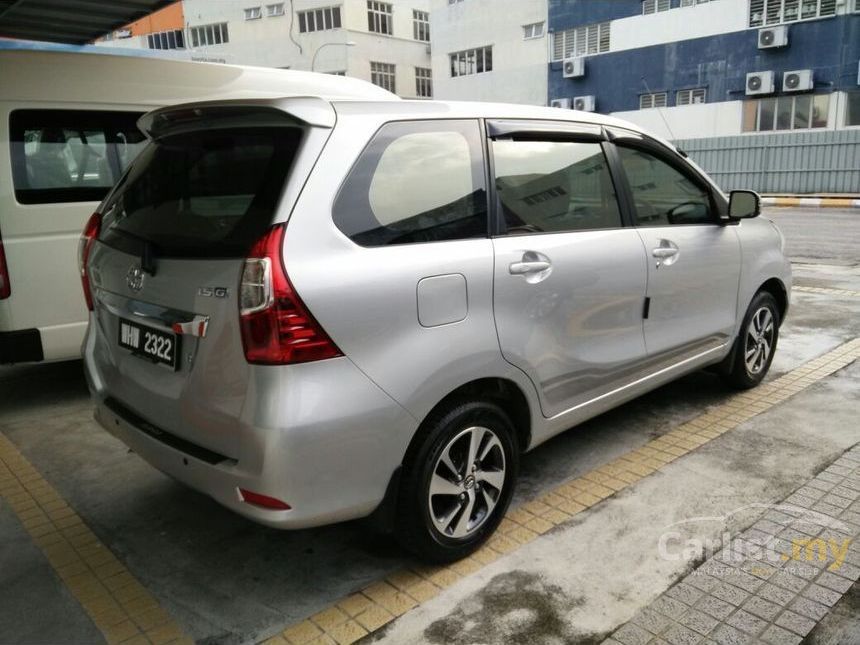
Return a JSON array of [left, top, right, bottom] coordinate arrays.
[[395, 400, 519, 563], [722, 291, 780, 390]]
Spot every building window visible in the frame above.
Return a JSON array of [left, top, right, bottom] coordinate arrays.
[[449, 46, 493, 77], [523, 22, 544, 39], [676, 88, 707, 105], [642, 0, 670, 14], [551, 21, 610, 61], [147, 29, 185, 50], [742, 94, 830, 131], [298, 6, 342, 32], [367, 1, 393, 35], [847, 92, 860, 126], [244, 6, 262, 20], [448, 0, 464, 4], [413, 10, 430, 41], [370, 62, 396, 93], [267, 3, 285, 16], [749, 0, 837, 27], [639, 92, 667, 109], [190, 23, 229, 47], [415, 67, 432, 98], [681, 0, 717, 5]]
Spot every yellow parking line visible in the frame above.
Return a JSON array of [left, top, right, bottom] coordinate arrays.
[[0, 434, 191, 645], [264, 337, 860, 645]]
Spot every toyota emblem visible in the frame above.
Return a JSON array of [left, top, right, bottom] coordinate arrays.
[[126, 266, 145, 292]]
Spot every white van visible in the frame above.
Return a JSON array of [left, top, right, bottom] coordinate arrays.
[[0, 48, 395, 364]]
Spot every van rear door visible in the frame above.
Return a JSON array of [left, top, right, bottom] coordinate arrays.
[[85, 100, 334, 459]]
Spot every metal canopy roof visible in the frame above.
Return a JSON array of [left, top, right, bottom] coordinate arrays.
[[0, 0, 174, 44]]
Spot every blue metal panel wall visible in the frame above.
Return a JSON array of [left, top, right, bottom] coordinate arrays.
[[548, 14, 860, 113]]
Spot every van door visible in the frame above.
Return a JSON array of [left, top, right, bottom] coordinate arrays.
[[488, 122, 649, 419], [2, 109, 146, 362], [612, 139, 740, 358]]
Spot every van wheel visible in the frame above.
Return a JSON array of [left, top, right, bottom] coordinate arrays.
[[396, 400, 518, 563], [722, 291, 780, 390]]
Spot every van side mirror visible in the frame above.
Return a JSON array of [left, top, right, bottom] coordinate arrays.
[[728, 190, 760, 220]]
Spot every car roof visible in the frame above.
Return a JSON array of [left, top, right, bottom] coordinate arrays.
[[332, 99, 652, 136]]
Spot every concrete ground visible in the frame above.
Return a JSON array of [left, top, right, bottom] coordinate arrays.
[[0, 206, 858, 645]]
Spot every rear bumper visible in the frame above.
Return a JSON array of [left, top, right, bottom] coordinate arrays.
[[85, 346, 418, 530], [0, 329, 44, 364]]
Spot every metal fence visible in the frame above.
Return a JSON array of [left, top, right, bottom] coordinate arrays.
[[674, 129, 860, 194]]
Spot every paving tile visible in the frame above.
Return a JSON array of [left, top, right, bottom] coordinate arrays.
[[789, 596, 829, 621], [651, 596, 689, 620], [815, 570, 854, 593], [695, 596, 734, 621], [678, 609, 718, 636], [613, 622, 654, 645], [687, 573, 719, 593], [775, 610, 817, 637], [281, 620, 323, 645], [662, 623, 703, 645], [709, 623, 752, 645], [741, 596, 780, 621], [802, 583, 842, 607], [725, 609, 767, 636], [757, 582, 796, 606], [710, 583, 749, 607], [768, 570, 808, 593], [759, 624, 802, 645], [666, 582, 704, 607], [723, 570, 763, 594], [631, 608, 672, 635]]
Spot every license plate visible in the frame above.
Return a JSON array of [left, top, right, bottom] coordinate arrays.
[[118, 318, 180, 370]]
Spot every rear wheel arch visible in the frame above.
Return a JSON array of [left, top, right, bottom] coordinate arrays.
[[406, 377, 532, 461]]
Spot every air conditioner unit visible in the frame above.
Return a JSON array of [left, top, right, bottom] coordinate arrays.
[[783, 69, 813, 92], [746, 71, 775, 96], [758, 25, 788, 49], [562, 57, 585, 78], [549, 98, 572, 109], [573, 95, 596, 112]]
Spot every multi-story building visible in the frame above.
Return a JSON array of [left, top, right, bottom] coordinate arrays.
[[547, 0, 860, 139], [97, 0, 432, 99], [429, 0, 548, 105]]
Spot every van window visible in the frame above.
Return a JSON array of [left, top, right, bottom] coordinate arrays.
[[9, 110, 146, 205], [99, 127, 300, 258], [492, 139, 621, 234], [333, 120, 487, 246]]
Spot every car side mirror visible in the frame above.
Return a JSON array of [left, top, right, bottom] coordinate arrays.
[[728, 190, 760, 220]]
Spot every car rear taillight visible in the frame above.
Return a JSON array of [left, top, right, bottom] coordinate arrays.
[[0, 227, 10, 300], [239, 224, 342, 365], [78, 212, 101, 311]]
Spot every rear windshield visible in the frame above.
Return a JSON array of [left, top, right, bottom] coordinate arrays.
[[100, 127, 300, 258]]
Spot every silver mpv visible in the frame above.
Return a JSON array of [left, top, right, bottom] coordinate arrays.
[[83, 95, 791, 562]]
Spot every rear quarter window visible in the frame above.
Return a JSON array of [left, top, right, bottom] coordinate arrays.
[[332, 119, 488, 246], [9, 110, 146, 205]]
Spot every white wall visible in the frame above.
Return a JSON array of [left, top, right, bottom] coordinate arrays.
[[612, 100, 743, 139], [429, 0, 548, 105], [609, 0, 749, 53], [180, 0, 430, 97]]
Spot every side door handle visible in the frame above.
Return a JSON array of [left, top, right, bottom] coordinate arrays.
[[509, 260, 551, 275], [652, 239, 680, 267]]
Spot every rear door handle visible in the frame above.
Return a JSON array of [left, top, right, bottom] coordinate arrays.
[[652, 239, 680, 267], [509, 260, 551, 275]]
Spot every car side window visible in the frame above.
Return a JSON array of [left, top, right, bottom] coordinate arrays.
[[491, 138, 621, 235], [616, 145, 713, 226], [332, 120, 487, 247]]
